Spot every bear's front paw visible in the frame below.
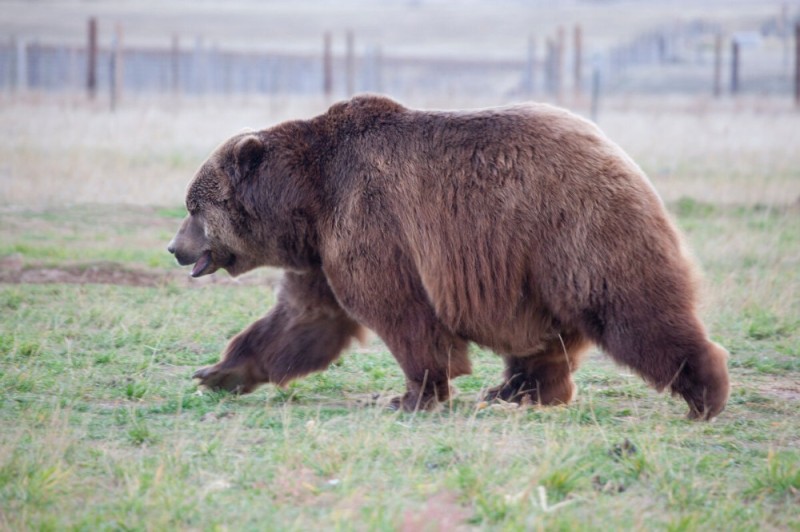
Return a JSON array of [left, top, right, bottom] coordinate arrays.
[[193, 364, 260, 394]]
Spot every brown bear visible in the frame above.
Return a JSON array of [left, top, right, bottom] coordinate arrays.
[[168, 95, 730, 420]]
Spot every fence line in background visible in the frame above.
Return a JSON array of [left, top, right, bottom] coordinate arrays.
[[0, 12, 797, 108]]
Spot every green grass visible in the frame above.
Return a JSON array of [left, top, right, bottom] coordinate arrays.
[[0, 205, 181, 270], [0, 203, 798, 530]]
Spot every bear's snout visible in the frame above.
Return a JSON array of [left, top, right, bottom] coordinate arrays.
[[173, 249, 199, 267], [168, 215, 210, 266]]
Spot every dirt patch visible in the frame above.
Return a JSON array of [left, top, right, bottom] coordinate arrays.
[[401, 491, 472, 532], [0, 256, 279, 288], [747, 372, 800, 403], [759, 383, 800, 402], [1, 261, 166, 287]]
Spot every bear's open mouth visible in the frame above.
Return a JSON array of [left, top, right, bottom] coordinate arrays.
[[191, 250, 213, 277], [222, 254, 238, 275]]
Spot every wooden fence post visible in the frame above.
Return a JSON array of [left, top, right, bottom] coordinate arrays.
[[555, 26, 564, 103], [110, 24, 123, 111], [87, 17, 98, 99], [657, 33, 666, 64], [781, 3, 789, 75], [6, 38, 12, 91], [323, 32, 333, 99], [171, 35, 180, 95], [14, 37, 27, 92], [545, 38, 555, 97], [730, 38, 740, 95], [3, 38, 10, 92], [68, 44, 78, 92], [795, 22, 800, 107], [370, 45, 383, 94], [573, 25, 582, 99], [713, 33, 722, 98], [345, 30, 355, 97], [525, 35, 536, 97], [192, 36, 204, 94], [590, 63, 600, 122]]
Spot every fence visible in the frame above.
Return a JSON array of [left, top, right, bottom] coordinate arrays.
[[1, 16, 797, 105], [0, 40, 533, 99]]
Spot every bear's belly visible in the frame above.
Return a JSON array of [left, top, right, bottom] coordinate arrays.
[[449, 305, 562, 357]]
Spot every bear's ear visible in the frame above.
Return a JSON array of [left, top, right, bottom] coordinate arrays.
[[232, 135, 264, 184]]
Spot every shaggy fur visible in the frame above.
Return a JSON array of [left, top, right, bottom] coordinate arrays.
[[168, 95, 730, 420]]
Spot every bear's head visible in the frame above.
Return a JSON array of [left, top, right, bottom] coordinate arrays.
[[168, 127, 321, 278]]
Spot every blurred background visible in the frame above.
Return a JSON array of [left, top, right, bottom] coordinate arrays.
[[0, 0, 798, 207]]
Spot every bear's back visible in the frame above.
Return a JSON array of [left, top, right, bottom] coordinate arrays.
[[321, 97, 677, 355]]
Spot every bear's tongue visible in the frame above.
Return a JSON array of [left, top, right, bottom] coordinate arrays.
[[191, 251, 212, 277]]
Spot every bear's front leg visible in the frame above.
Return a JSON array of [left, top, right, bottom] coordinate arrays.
[[380, 316, 470, 412], [193, 270, 364, 394], [329, 280, 470, 411]]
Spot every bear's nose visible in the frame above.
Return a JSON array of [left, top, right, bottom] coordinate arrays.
[[167, 241, 176, 254]]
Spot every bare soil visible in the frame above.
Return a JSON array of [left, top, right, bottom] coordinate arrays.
[[0, 255, 279, 288]]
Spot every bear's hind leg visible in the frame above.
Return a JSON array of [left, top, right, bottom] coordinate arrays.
[[669, 340, 730, 420], [585, 306, 730, 420], [484, 331, 590, 406]]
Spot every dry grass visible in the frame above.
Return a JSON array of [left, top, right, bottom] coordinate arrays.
[[598, 97, 800, 205], [1, 94, 798, 208], [0, 95, 330, 207]]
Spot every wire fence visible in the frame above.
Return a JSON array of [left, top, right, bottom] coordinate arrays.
[[0, 15, 797, 105]]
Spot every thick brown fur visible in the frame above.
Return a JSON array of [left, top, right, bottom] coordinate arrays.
[[169, 95, 730, 420]]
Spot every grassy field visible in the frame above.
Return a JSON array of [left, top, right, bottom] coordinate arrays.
[[1, 0, 798, 527], [1, 195, 798, 529], [1, 79, 799, 529]]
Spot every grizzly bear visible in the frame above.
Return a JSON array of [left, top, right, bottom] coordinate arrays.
[[168, 95, 730, 420]]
